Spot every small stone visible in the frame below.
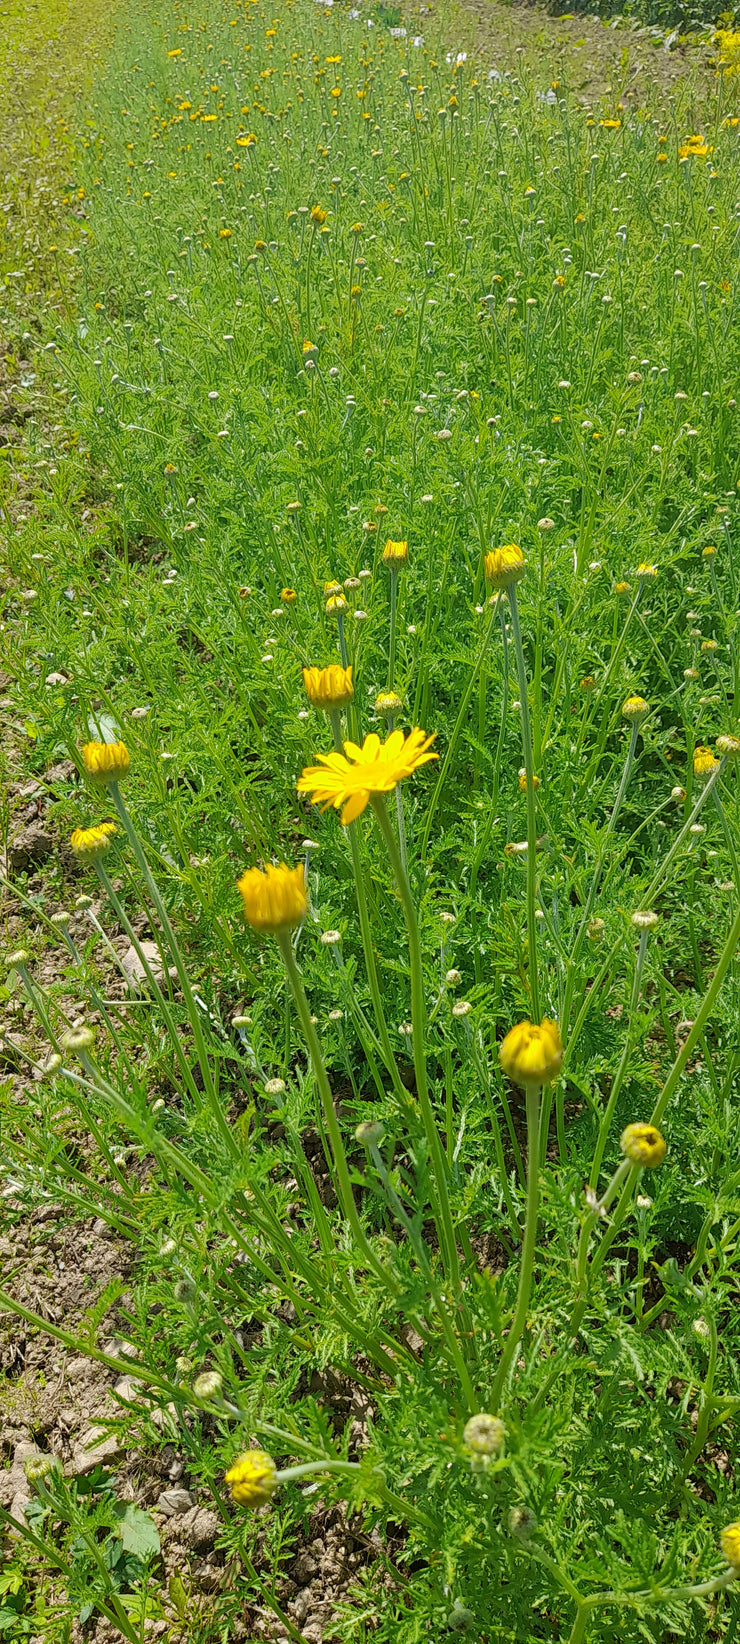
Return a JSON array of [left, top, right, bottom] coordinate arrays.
[[7, 822, 53, 872], [157, 1487, 195, 1517], [180, 1506, 220, 1551], [120, 940, 178, 989], [71, 1428, 120, 1475], [292, 1551, 319, 1585]]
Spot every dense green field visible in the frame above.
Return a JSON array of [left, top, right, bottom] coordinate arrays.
[[2, 0, 740, 1640]]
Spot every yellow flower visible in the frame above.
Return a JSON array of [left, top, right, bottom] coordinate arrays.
[[716, 734, 740, 757], [302, 664, 354, 710], [237, 864, 308, 933], [701, 639, 717, 652], [70, 823, 117, 857], [281, 587, 297, 604], [615, 582, 630, 596], [499, 1019, 563, 1088], [297, 727, 437, 825], [302, 338, 317, 357], [622, 695, 649, 723], [382, 539, 409, 567], [324, 579, 342, 595], [694, 744, 720, 776], [225, 1450, 277, 1507], [600, 118, 621, 129], [254, 239, 267, 252], [219, 227, 232, 239], [518, 768, 540, 792], [483, 543, 525, 589], [620, 1122, 666, 1167], [82, 741, 131, 782], [636, 562, 657, 579], [721, 1523, 740, 1569], [580, 676, 596, 692], [310, 204, 327, 226], [326, 594, 347, 615]]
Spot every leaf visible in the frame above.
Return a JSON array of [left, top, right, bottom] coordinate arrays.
[[114, 1504, 160, 1560], [168, 1574, 188, 1621]]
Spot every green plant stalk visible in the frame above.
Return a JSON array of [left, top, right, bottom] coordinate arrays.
[[530, 1158, 633, 1413], [328, 709, 409, 1106], [370, 793, 461, 1293], [94, 859, 211, 1120], [64, 1052, 403, 1378], [565, 1566, 737, 1642], [562, 721, 639, 1034], [274, 1459, 438, 1531], [420, 598, 499, 862], [387, 564, 398, 690], [0, 1502, 141, 1644], [507, 584, 540, 1020], [589, 927, 651, 1188], [640, 759, 724, 908], [491, 1081, 540, 1409], [107, 783, 236, 1155], [276, 929, 399, 1295]]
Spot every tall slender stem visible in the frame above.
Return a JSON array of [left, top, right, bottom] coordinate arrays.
[[387, 566, 398, 690], [277, 930, 399, 1296], [562, 722, 639, 1036], [107, 782, 235, 1154], [329, 710, 408, 1106], [507, 586, 540, 1020], [491, 1081, 540, 1407], [370, 794, 460, 1291]]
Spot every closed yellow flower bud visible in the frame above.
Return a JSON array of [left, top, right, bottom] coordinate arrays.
[[693, 744, 720, 777], [225, 1450, 278, 1507], [281, 587, 297, 604], [721, 1523, 740, 1568], [382, 539, 409, 568], [615, 581, 630, 596], [499, 1019, 563, 1088], [622, 695, 649, 723], [620, 1122, 666, 1168], [82, 741, 131, 782], [518, 768, 540, 792], [237, 864, 307, 933], [375, 690, 403, 717], [717, 735, 740, 757], [70, 823, 117, 858], [302, 664, 354, 710], [484, 543, 525, 589]]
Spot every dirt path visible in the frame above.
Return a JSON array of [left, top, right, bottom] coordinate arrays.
[[433, 0, 714, 108]]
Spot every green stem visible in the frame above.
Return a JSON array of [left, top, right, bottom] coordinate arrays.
[[387, 565, 398, 690], [420, 599, 498, 863], [277, 930, 399, 1296], [370, 794, 460, 1292], [589, 930, 650, 1189], [562, 723, 638, 1034], [507, 585, 540, 1019], [491, 1082, 540, 1408], [108, 784, 235, 1155], [329, 710, 408, 1106]]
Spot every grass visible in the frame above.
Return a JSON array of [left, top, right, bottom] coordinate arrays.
[[2, 0, 740, 1640]]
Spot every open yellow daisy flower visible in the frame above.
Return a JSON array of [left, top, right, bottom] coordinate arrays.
[[298, 728, 437, 824]]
